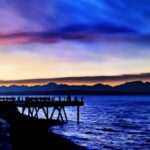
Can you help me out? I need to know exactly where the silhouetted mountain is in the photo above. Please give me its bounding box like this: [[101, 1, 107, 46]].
[[91, 84, 112, 91], [115, 81, 150, 92], [0, 81, 149, 95]]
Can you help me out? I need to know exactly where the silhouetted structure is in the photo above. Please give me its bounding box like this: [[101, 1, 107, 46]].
[[67, 95, 71, 101], [0, 96, 84, 124]]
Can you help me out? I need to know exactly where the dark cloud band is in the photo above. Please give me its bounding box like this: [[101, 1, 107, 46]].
[[0, 73, 149, 86]]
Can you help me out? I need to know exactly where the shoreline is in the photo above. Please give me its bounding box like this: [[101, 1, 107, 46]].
[[0, 101, 85, 150], [10, 115, 86, 150]]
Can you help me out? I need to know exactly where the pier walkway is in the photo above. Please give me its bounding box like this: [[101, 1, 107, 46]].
[[0, 96, 84, 123]]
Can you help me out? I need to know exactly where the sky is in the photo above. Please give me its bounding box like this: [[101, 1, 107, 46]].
[[0, 0, 150, 86]]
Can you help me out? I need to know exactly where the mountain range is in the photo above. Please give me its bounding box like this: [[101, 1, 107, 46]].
[[0, 81, 150, 95]]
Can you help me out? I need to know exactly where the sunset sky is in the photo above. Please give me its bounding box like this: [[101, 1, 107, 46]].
[[0, 0, 150, 86]]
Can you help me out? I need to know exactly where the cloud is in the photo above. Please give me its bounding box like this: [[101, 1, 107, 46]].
[[0, 73, 149, 86], [0, 0, 150, 45], [0, 0, 149, 81], [0, 31, 150, 46]]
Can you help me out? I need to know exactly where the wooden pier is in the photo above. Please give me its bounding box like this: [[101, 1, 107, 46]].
[[0, 96, 84, 124]]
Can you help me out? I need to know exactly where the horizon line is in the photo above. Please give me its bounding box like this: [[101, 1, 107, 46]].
[[0, 80, 149, 89], [0, 72, 149, 86]]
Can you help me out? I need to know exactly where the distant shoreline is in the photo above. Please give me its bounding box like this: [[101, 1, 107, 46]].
[[0, 81, 150, 96]]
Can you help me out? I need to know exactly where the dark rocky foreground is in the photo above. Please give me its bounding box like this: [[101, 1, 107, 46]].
[[11, 117, 85, 150], [0, 105, 86, 150]]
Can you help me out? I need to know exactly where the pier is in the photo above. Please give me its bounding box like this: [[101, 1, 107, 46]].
[[0, 96, 84, 124]]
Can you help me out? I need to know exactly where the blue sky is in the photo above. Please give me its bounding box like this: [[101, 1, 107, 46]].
[[0, 0, 149, 85]]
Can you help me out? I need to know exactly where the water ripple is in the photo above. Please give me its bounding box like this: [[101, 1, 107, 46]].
[[50, 96, 150, 149]]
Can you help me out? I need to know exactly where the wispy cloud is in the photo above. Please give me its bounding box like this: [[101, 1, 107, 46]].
[[0, 73, 149, 86], [0, 0, 150, 44], [0, 0, 149, 81]]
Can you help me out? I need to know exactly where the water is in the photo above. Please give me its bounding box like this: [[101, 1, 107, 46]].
[[50, 96, 150, 150]]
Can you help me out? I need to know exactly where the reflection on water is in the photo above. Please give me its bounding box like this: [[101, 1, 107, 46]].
[[50, 96, 150, 150]]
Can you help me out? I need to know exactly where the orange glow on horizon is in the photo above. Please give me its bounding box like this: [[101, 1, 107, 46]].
[[0, 78, 149, 87]]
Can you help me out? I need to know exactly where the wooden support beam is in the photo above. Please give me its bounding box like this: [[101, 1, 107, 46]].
[[57, 107, 64, 122], [50, 107, 56, 120], [42, 107, 49, 120], [46, 107, 49, 119], [28, 107, 33, 117], [28, 108, 30, 116], [34, 107, 39, 119], [62, 107, 68, 122], [31, 107, 35, 117], [22, 107, 25, 114]]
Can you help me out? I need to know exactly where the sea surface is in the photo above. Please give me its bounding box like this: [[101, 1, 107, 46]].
[[50, 96, 150, 150], [1, 95, 150, 150]]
